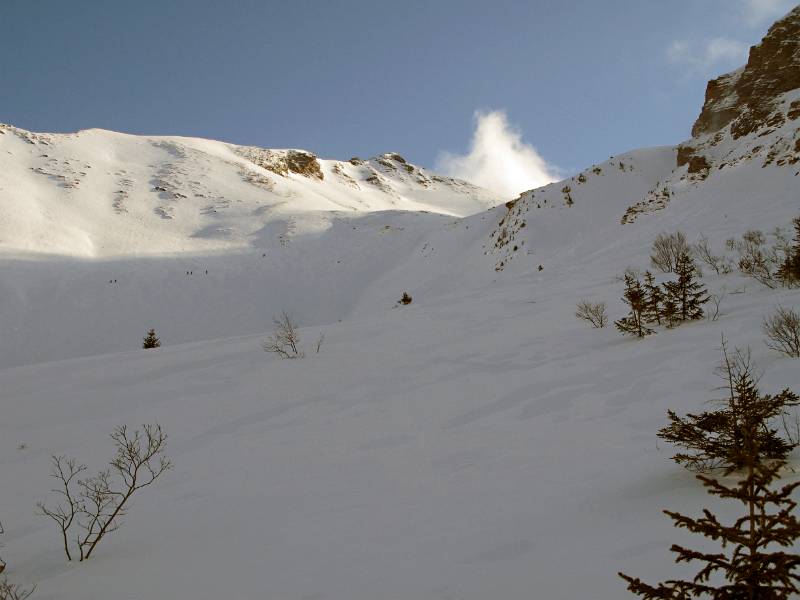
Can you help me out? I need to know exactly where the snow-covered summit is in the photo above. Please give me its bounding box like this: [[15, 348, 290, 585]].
[[0, 125, 502, 257]]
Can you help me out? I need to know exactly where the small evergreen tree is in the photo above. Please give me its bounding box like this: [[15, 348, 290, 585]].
[[661, 296, 680, 328], [621, 346, 800, 599], [615, 273, 655, 338], [643, 271, 664, 325], [662, 251, 709, 323], [777, 216, 800, 286], [657, 345, 798, 472], [142, 328, 161, 349]]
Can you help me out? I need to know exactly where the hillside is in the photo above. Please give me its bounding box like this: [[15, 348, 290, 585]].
[[1, 6, 800, 600], [0, 125, 501, 258]]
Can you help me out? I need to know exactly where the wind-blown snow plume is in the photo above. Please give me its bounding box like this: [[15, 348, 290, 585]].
[[436, 110, 557, 199]]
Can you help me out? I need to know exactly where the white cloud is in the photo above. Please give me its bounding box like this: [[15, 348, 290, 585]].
[[436, 110, 558, 199], [666, 37, 748, 72], [740, 0, 795, 25]]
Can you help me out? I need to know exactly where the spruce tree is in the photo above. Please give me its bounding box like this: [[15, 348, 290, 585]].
[[777, 216, 800, 286], [142, 328, 161, 349], [662, 251, 709, 323], [615, 273, 654, 338], [643, 271, 664, 325], [661, 296, 679, 328], [621, 346, 800, 599], [657, 346, 798, 472]]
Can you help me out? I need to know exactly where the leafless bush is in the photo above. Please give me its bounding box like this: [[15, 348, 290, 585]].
[[693, 234, 725, 275], [0, 523, 35, 600], [707, 291, 725, 322], [262, 311, 303, 358], [38, 423, 172, 561], [315, 333, 325, 354], [0, 578, 35, 600], [650, 231, 691, 273], [762, 306, 800, 358], [36, 457, 84, 561], [575, 299, 607, 328], [735, 229, 777, 288]]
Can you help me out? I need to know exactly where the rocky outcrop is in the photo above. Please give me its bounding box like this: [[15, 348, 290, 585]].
[[236, 147, 324, 180], [691, 5, 800, 139]]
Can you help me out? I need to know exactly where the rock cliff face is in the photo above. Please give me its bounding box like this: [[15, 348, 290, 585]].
[[691, 5, 800, 139], [236, 147, 325, 180]]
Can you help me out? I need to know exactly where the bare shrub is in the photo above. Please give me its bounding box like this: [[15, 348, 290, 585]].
[[399, 292, 412, 305], [262, 311, 303, 358], [0, 523, 36, 600], [735, 229, 777, 288], [707, 290, 724, 322], [650, 231, 691, 273], [693, 234, 724, 275], [315, 333, 325, 354], [763, 306, 800, 358], [575, 299, 607, 328], [38, 424, 172, 561], [0, 578, 35, 600], [36, 457, 84, 561]]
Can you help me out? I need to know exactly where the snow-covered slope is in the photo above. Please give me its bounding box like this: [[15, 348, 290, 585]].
[[1, 6, 800, 600], [0, 125, 501, 257]]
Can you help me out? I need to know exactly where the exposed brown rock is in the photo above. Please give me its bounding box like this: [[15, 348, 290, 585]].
[[691, 5, 800, 138], [788, 100, 800, 120], [237, 147, 324, 180], [285, 150, 323, 180]]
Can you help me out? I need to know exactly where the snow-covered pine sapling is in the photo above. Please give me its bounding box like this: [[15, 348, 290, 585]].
[[142, 328, 161, 349], [763, 306, 800, 358], [661, 251, 709, 323], [399, 292, 412, 305], [622, 345, 800, 599], [657, 343, 797, 473], [37, 424, 172, 561], [575, 299, 607, 328], [615, 273, 654, 338], [262, 311, 303, 358], [642, 271, 663, 325], [777, 216, 800, 286]]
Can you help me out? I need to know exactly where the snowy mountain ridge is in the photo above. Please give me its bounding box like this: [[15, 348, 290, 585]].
[[0, 124, 501, 257]]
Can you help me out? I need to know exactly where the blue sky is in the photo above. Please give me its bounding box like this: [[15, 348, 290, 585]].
[[0, 0, 795, 191]]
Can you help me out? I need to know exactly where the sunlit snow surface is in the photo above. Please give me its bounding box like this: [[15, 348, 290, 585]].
[[0, 110, 798, 599]]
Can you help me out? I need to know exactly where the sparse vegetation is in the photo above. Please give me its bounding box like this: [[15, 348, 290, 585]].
[[575, 299, 607, 328], [693, 233, 726, 275], [621, 345, 800, 599], [262, 311, 304, 358], [37, 423, 172, 561], [142, 328, 161, 349], [650, 231, 691, 273], [661, 251, 709, 323], [0, 578, 35, 600], [399, 292, 412, 305], [615, 273, 654, 338], [763, 306, 800, 358], [0, 523, 34, 600], [657, 343, 798, 472]]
